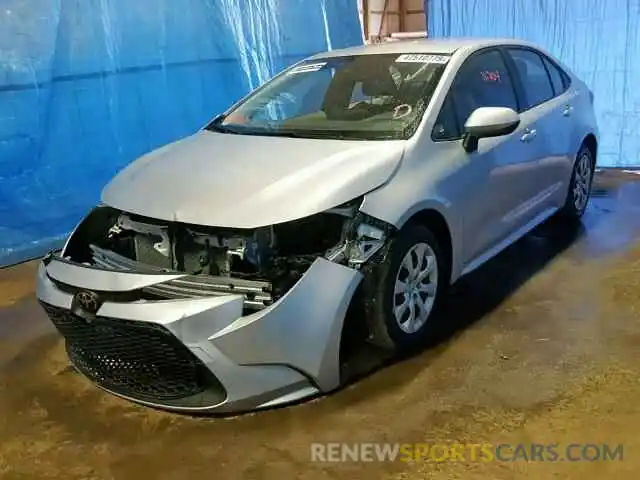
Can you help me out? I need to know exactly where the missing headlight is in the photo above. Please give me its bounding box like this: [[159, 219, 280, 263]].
[[325, 212, 395, 268]]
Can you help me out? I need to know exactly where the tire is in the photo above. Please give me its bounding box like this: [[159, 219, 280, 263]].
[[558, 144, 595, 220], [364, 223, 446, 351]]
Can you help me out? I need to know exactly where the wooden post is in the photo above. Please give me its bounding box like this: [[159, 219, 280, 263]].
[[424, 0, 429, 36], [362, 0, 369, 40], [378, 0, 389, 38]]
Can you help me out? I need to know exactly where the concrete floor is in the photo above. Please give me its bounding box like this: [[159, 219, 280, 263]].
[[1, 170, 639, 479]]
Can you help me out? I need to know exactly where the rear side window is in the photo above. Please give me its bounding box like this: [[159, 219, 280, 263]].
[[542, 56, 568, 95], [507, 48, 554, 110], [449, 49, 519, 127]]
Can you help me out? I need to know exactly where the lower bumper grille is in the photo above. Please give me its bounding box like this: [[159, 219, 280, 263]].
[[40, 302, 226, 408]]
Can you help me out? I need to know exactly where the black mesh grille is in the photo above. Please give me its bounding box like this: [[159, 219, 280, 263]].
[[40, 302, 226, 408]]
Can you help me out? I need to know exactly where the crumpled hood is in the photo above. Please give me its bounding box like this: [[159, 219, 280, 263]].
[[101, 130, 405, 228]]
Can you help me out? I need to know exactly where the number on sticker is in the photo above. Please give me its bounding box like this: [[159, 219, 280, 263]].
[[396, 54, 450, 64]]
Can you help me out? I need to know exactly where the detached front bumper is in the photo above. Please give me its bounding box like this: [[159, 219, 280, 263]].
[[36, 255, 362, 413]]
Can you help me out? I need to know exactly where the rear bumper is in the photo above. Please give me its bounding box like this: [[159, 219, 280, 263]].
[[36, 256, 362, 413]]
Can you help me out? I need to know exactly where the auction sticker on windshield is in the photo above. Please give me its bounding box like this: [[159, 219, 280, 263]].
[[290, 62, 327, 74], [395, 54, 450, 64]]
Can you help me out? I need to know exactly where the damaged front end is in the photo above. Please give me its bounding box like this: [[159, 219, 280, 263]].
[[37, 197, 398, 412], [59, 199, 395, 314]]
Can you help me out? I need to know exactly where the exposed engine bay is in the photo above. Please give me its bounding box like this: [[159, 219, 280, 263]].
[[61, 201, 394, 313]]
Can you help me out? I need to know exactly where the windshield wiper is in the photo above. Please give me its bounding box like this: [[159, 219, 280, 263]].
[[261, 129, 320, 139], [208, 127, 329, 139], [206, 124, 375, 140], [205, 122, 243, 134], [206, 121, 293, 137], [272, 129, 360, 140]]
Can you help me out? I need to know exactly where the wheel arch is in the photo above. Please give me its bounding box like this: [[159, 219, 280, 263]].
[[582, 133, 597, 166], [338, 205, 457, 362], [401, 208, 455, 286]]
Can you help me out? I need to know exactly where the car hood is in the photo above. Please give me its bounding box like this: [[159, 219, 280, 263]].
[[101, 130, 405, 228]]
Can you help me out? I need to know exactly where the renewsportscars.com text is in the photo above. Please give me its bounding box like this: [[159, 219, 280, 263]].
[[310, 442, 624, 463]]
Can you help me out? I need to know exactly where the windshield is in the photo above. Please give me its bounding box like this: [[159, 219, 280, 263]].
[[207, 53, 450, 140]]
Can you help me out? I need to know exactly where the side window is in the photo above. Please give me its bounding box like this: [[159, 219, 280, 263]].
[[507, 48, 554, 109], [542, 56, 568, 95], [450, 50, 518, 127], [432, 96, 461, 141]]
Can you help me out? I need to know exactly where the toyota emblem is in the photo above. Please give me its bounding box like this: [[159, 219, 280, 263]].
[[73, 290, 101, 314]]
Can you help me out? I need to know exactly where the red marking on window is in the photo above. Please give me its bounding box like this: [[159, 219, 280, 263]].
[[481, 70, 501, 82]]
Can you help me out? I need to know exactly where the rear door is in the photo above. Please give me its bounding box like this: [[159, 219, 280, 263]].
[[539, 54, 578, 198], [503, 47, 571, 214]]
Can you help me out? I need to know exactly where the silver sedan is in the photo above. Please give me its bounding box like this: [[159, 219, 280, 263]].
[[36, 38, 598, 413]]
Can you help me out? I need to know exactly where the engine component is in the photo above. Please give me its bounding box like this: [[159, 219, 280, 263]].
[[62, 200, 392, 311], [114, 214, 171, 257]]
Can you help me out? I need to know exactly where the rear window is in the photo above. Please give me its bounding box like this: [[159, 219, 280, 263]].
[[542, 56, 570, 95], [507, 48, 555, 110]]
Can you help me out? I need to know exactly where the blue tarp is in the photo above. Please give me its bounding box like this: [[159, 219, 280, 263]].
[[428, 0, 640, 168], [0, 0, 362, 267]]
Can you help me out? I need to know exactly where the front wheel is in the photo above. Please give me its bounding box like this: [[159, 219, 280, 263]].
[[559, 145, 594, 220], [364, 224, 446, 351]]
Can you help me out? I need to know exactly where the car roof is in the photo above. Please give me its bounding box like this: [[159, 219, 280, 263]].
[[309, 37, 541, 59]]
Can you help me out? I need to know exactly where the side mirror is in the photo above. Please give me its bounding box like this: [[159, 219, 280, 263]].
[[462, 107, 520, 153]]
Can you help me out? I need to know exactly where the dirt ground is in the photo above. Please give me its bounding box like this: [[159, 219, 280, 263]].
[[0, 171, 639, 479]]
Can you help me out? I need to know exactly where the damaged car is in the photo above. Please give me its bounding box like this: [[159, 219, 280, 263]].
[[37, 38, 598, 413]]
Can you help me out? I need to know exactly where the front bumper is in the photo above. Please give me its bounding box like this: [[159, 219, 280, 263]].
[[36, 255, 362, 413]]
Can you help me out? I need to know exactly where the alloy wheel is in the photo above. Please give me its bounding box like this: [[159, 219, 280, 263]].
[[393, 242, 438, 334], [573, 152, 592, 212]]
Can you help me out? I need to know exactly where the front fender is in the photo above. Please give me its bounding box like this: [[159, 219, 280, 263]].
[[360, 195, 462, 284]]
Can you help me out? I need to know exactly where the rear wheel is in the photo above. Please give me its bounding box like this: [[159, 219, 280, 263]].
[[559, 145, 594, 220], [365, 224, 445, 351]]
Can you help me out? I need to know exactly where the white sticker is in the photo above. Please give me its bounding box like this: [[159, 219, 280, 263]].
[[290, 62, 327, 74], [395, 54, 450, 64]]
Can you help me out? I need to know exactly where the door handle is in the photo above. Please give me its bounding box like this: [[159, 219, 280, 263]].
[[520, 128, 537, 143], [562, 104, 574, 117]]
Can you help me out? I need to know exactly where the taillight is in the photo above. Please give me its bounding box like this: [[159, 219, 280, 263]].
[[589, 90, 594, 104]]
